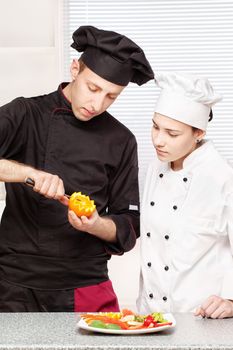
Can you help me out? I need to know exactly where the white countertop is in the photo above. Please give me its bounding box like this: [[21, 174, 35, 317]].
[[0, 312, 233, 350]]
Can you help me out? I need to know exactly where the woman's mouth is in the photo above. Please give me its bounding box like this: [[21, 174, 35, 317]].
[[156, 148, 168, 156]]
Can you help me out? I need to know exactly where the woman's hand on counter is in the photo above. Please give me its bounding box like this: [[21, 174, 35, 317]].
[[195, 295, 233, 319]]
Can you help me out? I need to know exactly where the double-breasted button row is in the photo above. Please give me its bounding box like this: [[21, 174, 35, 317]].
[[147, 233, 170, 240], [148, 294, 168, 302], [150, 202, 178, 210], [147, 262, 168, 270], [159, 173, 188, 182]]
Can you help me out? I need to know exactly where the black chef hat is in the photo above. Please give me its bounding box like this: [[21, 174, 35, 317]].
[[71, 25, 154, 86]]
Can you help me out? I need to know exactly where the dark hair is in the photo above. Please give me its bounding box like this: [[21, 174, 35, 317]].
[[192, 109, 213, 132], [78, 59, 87, 73], [208, 109, 213, 122]]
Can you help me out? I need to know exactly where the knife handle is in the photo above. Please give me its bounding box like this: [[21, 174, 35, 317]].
[[25, 177, 70, 199], [25, 177, 35, 187]]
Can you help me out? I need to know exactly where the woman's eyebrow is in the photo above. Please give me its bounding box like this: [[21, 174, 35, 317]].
[[165, 128, 181, 133], [152, 119, 181, 132]]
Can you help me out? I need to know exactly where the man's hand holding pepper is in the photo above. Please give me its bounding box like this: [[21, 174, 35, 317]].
[[68, 209, 117, 243]]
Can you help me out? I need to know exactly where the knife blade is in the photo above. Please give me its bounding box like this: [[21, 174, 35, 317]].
[[25, 177, 70, 199]]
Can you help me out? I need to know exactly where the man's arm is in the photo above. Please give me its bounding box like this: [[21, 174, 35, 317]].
[[105, 134, 140, 253], [0, 159, 66, 201], [0, 159, 33, 183], [67, 134, 139, 247]]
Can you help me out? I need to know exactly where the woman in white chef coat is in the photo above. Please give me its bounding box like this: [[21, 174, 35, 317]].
[[137, 72, 233, 319]]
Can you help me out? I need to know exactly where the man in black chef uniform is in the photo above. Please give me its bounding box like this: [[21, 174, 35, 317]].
[[0, 26, 154, 312]]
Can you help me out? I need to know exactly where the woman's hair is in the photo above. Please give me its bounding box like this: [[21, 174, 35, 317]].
[[192, 109, 213, 132], [208, 109, 213, 122]]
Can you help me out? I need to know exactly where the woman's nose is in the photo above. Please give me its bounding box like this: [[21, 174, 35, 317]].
[[153, 132, 165, 146]]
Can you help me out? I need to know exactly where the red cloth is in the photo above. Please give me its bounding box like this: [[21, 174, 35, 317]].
[[74, 280, 120, 312]]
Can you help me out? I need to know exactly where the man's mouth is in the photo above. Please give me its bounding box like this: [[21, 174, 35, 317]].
[[83, 108, 96, 117]]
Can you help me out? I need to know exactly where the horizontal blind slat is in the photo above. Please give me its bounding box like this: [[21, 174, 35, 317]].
[[63, 0, 233, 190]]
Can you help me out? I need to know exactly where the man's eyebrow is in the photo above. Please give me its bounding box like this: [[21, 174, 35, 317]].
[[87, 81, 119, 96], [87, 81, 100, 88]]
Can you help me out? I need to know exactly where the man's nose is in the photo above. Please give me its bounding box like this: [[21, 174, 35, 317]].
[[92, 95, 104, 112]]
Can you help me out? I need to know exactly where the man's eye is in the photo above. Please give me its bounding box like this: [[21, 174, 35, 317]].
[[88, 86, 97, 92], [109, 95, 117, 100], [169, 133, 178, 137]]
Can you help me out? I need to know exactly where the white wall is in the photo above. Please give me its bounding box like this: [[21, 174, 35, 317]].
[[0, 0, 63, 104], [0, 0, 63, 229], [0, 0, 62, 202], [0, 0, 139, 309]]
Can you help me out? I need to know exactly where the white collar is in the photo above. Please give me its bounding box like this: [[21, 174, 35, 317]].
[[156, 139, 216, 174]]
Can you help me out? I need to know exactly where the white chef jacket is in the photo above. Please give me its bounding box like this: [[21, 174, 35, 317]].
[[137, 140, 233, 313]]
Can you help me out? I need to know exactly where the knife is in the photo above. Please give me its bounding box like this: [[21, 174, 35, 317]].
[[25, 177, 71, 199]]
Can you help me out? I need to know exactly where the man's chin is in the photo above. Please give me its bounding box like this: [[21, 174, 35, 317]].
[[74, 112, 94, 121]]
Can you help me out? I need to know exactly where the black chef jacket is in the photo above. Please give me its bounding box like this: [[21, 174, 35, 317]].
[[0, 84, 140, 290]]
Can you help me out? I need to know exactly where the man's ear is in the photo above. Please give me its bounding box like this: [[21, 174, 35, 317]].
[[70, 59, 80, 81]]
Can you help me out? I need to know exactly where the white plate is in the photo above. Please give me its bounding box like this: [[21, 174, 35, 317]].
[[77, 313, 176, 335]]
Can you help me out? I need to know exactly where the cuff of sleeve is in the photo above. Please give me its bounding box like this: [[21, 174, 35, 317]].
[[104, 214, 138, 255]]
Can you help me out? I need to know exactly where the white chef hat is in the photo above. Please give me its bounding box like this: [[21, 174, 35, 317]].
[[154, 72, 222, 130]]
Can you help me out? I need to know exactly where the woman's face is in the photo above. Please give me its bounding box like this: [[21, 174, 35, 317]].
[[152, 113, 204, 170]]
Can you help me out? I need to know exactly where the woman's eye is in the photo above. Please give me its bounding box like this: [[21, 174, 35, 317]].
[[169, 133, 178, 137]]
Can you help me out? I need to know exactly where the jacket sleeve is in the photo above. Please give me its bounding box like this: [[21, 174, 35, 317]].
[[103, 134, 140, 255], [0, 97, 28, 160], [221, 188, 233, 299]]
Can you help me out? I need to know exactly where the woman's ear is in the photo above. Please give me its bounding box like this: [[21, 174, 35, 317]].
[[194, 129, 206, 143], [70, 59, 80, 81]]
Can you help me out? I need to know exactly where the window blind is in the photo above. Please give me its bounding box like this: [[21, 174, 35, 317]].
[[63, 0, 233, 192]]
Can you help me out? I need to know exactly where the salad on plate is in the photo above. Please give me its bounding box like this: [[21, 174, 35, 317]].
[[79, 309, 175, 333]]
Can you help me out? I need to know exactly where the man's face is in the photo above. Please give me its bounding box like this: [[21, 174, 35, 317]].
[[67, 61, 125, 121]]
